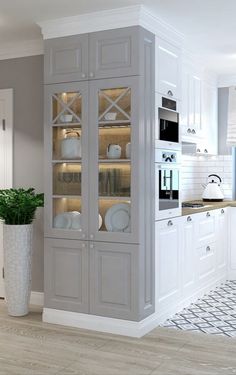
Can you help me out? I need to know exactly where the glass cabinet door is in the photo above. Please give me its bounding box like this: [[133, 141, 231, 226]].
[[45, 82, 89, 239], [89, 78, 139, 243]]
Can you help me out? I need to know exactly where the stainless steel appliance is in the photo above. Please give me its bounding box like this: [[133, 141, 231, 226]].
[[158, 96, 179, 144], [155, 148, 181, 220]]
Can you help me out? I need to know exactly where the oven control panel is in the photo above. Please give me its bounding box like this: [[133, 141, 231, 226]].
[[155, 148, 180, 163]]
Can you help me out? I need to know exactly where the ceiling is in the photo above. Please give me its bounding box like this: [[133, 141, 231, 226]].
[[1, 0, 236, 75]]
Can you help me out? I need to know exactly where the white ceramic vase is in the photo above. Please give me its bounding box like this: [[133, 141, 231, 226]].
[[3, 224, 33, 316]]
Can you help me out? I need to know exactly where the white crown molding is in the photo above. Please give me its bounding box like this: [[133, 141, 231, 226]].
[[38, 5, 184, 46], [218, 74, 236, 88], [0, 39, 43, 61]]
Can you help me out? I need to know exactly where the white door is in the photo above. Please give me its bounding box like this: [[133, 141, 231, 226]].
[[0, 89, 13, 298]]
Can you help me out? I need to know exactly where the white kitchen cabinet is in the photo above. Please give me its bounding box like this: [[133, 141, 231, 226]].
[[197, 81, 218, 155], [229, 208, 236, 276], [155, 38, 181, 100], [181, 215, 196, 297], [155, 218, 181, 311], [216, 208, 228, 277], [181, 65, 202, 141], [197, 242, 216, 285]]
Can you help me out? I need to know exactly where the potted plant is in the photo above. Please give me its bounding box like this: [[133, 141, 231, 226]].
[[0, 188, 44, 316]]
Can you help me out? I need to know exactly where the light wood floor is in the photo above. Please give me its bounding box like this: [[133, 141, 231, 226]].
[[0, 302, 235, 374]]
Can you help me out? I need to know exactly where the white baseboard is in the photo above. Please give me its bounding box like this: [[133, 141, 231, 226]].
[[30, 292, 44, 307], [43, 308, 160, 338]]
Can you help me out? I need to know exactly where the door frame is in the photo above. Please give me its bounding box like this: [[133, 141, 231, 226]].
[[0, 88, 13, 298]]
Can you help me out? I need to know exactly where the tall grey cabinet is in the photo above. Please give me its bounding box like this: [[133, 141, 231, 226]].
[[44, 26, 155, 321]]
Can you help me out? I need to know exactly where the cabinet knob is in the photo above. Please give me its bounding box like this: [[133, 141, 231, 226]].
[[187, 128, 191, 133], [191, 129, 196, 134], [81, 73, 86, 78], [89, 72, 94, 78], [221, 209, 225, 214], [187, 216, 192, 222], [206, 245, 211, 252], [82, 233, 86, 239], [90, 234, 94, 239], [82, 243, 86, 248], [204, 149, 208, 153], [167, 90, 173, 97], [197, 148, 201, 153], [167, 220, 173, 226], [206, 212, 211, 217], [90, 244, 94, 249]]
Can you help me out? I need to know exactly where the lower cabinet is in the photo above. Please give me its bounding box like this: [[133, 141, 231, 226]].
[[155, 218, 181, 311], [44, 238, 139, 320], [44, 238, 89, 313], [155, 207, 229, 316]]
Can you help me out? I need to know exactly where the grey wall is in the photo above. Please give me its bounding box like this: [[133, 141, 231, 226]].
[[0, 55, 44, 292], [218, 87, 232, 155]]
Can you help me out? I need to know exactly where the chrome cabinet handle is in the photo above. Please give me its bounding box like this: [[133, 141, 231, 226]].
[[204, 149, 208, 153], [81, 73, 86, 78], [191, 129, 196, 134], [221, 209, 225, 214], [89, 72, 94, 78], [187, 128, 192, 133], [206, 212, 211, 217], [167, 220, 173, 226], [167, 90, 173, 97], [90, 234, 94, 239], [90, 244, 94, 249], [82, 243, 86, 248], [82, 233, 86, 239], [187, 216, 192, 222], [206, 246, 211, 252], [197, 148, 201, 153]]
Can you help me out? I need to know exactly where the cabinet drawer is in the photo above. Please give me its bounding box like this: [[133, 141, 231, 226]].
[[198, 242, 216, 284], [196, 211, 216, 247]]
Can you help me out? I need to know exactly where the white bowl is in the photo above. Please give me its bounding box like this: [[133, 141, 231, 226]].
[[104, 112, 117, 121], [60, 114, 73, 123]]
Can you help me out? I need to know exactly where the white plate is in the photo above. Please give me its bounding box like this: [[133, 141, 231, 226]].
[[70, 211, 82, 230], [105, 203, 131, 232], [99, 213, 102, 230], [53, 212, 72, 229]]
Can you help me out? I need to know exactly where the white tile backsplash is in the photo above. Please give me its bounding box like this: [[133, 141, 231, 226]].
[[181, 155, 233, 201]]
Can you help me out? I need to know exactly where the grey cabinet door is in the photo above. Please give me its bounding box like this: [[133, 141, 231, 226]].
[[44, 81, 89, 241], [88, 77, 140, 244], [89, 27, 139, 79], [44, 34, 89, 84], [44, 238, 89, 312], [90, 241, 138, 320]]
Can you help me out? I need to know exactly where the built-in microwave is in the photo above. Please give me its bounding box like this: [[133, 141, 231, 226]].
[[156, 95, 180, 148], [155, 148, 181, 220]]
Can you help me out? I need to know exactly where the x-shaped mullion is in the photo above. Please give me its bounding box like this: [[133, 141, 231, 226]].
[[52, 93, 81, 123], [98, 88, 131, 121]]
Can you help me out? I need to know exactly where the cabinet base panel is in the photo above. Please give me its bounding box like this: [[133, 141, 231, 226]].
[[43, 308, 158, 338]]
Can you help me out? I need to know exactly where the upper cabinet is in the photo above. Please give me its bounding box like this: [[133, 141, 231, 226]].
[[155, 38, 181, 100], [44, 26, 144, 84]]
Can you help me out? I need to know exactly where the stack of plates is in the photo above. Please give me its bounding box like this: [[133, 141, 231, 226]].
[[54, 211, 103, 230]]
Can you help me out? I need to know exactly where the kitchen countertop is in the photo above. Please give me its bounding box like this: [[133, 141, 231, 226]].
[[182, 200, 236, 216]]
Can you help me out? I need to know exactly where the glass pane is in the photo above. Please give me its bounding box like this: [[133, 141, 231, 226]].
[[53, 198, 82, 230], [52, 92, 82, 124], [97, 86, 131, 233], [53, 163, 81, 196]]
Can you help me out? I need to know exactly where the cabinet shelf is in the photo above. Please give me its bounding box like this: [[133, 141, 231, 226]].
[[52, 123, 82, 128], [52, 195, 81, 199], [98, 120, 130, 128], [99, 196, 131, 201], [99, 159, 130, 163], [52, 159, 82, 164]]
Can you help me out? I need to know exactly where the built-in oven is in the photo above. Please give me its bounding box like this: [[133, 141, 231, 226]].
[[155, 95, 180, 149], [155, 148, 181, 220]]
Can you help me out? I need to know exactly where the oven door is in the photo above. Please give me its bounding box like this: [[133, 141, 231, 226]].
[[159, 108, 179, 143], [155, 163, 181, 220]]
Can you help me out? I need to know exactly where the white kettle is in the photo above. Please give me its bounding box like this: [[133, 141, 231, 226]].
[[202, 174, 224, 201], [106, 144, 121, 159], [61, 130, 81, 159]]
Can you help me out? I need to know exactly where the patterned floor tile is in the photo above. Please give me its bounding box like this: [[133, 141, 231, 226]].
[[161, 281, 236, 338]]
